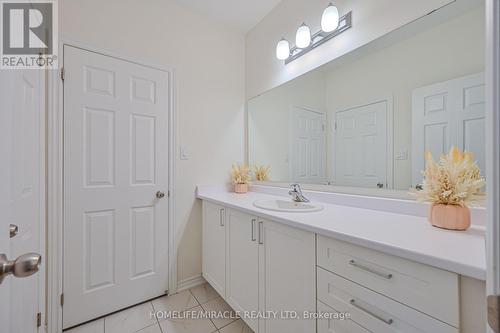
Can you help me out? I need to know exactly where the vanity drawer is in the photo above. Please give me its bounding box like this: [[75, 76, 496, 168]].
[[317, 236, 459, 327], [317, 300, 371, 333], [317, 267, 458, 333]]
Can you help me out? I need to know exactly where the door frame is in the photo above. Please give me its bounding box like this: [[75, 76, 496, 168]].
[[288, 105, 327, 184], [46, 38, 177, 333], [486, 0, 500, 332], [329, 96, 394, 189]]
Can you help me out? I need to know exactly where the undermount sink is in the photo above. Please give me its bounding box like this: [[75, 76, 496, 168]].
[[253, 199, 323, 213]]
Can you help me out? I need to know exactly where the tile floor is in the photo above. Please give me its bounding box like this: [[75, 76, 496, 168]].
[[65, 283, 253, 333]]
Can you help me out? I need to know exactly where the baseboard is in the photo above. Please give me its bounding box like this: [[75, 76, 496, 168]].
[[176, 274, 205, 292]]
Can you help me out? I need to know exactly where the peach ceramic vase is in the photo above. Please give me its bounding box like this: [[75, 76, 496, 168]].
[[428, 204, 471, 231], [234, 183, 248, 194]]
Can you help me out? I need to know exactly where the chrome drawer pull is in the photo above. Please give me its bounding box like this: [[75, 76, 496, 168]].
[[348, 259, 393, 279], [251, 219, 256, 241], [258, 221, 263, 245], [350, 299, 393, 325], [219, 208, 224, 226]]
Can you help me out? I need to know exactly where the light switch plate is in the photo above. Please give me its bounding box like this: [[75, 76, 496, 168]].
[[179, 146, 191, 160]]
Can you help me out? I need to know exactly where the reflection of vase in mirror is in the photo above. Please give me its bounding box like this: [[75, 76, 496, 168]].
[[247, 0, 486, 201]]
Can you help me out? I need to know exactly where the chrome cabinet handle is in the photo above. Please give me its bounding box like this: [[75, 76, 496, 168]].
[[156, 191, 166, 199], [350, 299, 393, 325], [258, 221, 263, 244], [349, 259, 393, 279], [219, 209, 225, 227], [251, 219, 256, 241]]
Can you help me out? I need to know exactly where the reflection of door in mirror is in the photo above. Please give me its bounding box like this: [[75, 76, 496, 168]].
[[290, 106, 326, 184], [332, 100, 390, 188], [412, 72, 485, 187]]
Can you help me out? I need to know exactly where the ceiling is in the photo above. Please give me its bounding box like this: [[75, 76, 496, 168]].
[[174, 0, 282, 33]]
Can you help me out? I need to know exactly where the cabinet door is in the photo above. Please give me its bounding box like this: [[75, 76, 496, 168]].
[[226, 209, 259, 332], [202, 201, 226, 297], [258, 219, 316, 333]]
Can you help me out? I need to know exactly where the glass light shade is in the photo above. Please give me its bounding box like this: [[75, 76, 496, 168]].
[[321, 4, 339, 32], [276, 38, 290, 60], [295, 23, 311, 48]]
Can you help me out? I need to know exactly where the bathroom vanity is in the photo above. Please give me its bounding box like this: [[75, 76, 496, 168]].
[[198, 185, 486, 333]]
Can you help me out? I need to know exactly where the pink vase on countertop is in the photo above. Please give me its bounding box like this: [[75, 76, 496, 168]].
[[428, 203, 471, 231], [234, 183, 248, 194]]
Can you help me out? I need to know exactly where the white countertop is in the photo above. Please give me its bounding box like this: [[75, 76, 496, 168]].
[[197, 186, 486, 280]]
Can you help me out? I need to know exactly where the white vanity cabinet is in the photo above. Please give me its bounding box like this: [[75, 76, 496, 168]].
[[202, 199, 465, 333], [202, 201, 227, 297], [202, 203, 316, 333]]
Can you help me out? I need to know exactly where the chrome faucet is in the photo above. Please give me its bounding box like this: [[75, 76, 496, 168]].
[[289, 184, 310, 203]]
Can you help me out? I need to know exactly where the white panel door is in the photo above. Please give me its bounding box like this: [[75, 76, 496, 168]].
[[0, 68, 45, 333], [63, 45, 170, 328], [258, 219, 316, 333], [412, 73, 485, 186], [334, 101, 388, 188], [290, 106, 327, 184], [202, 201, 226, 297], [226, 209, 259, 332]]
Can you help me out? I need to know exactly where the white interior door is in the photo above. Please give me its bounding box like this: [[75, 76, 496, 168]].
[[290, 106, 326, 184], [412, 73, 485, 186], [0, 68, 45, 333], [63, 45, 170, 328], [333, 101, 388, 188]]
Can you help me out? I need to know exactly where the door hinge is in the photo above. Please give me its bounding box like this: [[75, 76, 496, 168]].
[[60, 67, 65, 81], [36, 312, 42, 328], [60, 293, 64, 307]]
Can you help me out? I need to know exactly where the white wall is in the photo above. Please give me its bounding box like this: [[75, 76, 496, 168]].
[[60, 0, 245, 283], [325, 7, 485, 189], [248, 70, 325, 181], [245, 0, 454, 99]]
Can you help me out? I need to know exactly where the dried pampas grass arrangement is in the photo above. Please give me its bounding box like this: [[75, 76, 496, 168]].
[[231, 164, 250, 185], [254, 165, 270, 181], [412, 147, 485, 207], [412, 147, 485, 230]]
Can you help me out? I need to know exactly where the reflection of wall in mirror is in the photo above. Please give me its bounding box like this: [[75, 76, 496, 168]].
[[325, 6, 485, 190]]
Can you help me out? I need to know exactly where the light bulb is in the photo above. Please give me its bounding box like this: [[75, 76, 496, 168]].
[[321, 4, 339, 32], [276, 38, 290, 60], [295, 23, 311, 48]]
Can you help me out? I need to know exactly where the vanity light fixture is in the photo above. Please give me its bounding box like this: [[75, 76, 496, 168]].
[[321, 3, 340, 32], [275, 8, 352, 64], [295, 23, 312, 48], [276, 38, 291, 60]]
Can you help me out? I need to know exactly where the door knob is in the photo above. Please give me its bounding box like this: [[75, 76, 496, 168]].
[[0, 253, 42, 284], [377, 183, 384, 188], [9, 224, 18, 238], [156, 191, 166, 199]]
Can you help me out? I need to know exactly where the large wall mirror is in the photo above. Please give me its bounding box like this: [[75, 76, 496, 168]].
[[247, 0, 485, 199]]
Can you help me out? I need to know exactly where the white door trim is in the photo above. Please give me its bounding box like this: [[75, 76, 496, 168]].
[[486, 0, 500, 332], [330, 96, 394, 189], [47, 38, 177, 333]]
